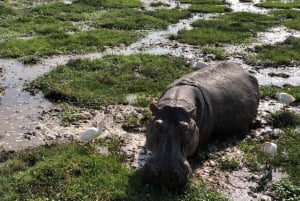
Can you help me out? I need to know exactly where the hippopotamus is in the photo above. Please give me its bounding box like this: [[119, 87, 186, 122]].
[[141, 62, 260, 189]]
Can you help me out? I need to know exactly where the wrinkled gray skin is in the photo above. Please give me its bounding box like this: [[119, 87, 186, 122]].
[[141, 62, 260, 189]]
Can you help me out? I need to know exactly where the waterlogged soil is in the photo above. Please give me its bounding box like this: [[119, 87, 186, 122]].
[[1, 0, 300, 200]]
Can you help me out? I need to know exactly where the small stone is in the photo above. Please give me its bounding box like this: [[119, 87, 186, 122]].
[[193, 61, 208, 69]]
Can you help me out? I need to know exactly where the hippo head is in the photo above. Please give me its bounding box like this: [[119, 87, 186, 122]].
[[141, 103, 199, 189]]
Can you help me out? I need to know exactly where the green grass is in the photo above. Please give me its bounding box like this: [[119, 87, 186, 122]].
[[0, 16, 77, 37], [95, 9, 191, 30], [247, 36, 300, 66], [29, 2, 96, 21], [0, 4, 16, 17], [0, 1, 140, 39], [179, 0, 227, 5], [122, 110, 152, 131], [273, 179, 300, 200], [95, 9, 168, 30], [151, 9, 192, 24], [74, 0, 142, 8], [27, 54, 194, 108], [61, 105, 78, 126], [239, 0, 252, 2], [174, 12, 277, 45], [0, 30, 141, 61], [239, 107, 300, 199], [201, 46, 227, 60], [0, 2, 191, 61], [0, 140, 228, 201], [188, 4, 232, 13], [179, 0, 232, 13], [238, 139, 266, 172], [260, 85, 300, 103], [150, 2, 170, 7], [271, 10, 300, 31], [0, 2, 92, 39], [272, 128, 300, 184], [256, 0, 300, 9], [269, 111, 300, 129], [218, 158, 240, 172]]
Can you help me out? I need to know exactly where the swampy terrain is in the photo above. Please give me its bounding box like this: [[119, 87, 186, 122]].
[[1, 0, 300, 200]]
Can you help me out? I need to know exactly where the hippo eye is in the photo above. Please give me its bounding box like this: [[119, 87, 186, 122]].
[[154, 119, 163, 129], [180, 122, 189, 136], [153, 119, 164, 138]]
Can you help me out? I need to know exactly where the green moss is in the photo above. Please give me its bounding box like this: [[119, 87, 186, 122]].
[[28, 54, 193, 108]]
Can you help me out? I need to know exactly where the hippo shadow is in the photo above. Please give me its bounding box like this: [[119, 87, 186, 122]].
[[125, 170, 188, 200]]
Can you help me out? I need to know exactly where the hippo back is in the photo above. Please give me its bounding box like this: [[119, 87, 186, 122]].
[[160, 62, 259, 142]]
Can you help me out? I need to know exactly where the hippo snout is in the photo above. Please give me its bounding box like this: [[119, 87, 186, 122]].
[[141, 157, 192, 189]]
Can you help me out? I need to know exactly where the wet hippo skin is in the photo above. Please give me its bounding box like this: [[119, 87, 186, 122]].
[[141, 62, 260, 189]]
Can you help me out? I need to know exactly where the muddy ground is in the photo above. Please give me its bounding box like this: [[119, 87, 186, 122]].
[[1, 0, 300, 200]]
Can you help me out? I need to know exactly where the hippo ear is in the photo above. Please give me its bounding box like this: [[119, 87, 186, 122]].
[[150, 103, 158, 115], [188, 107, 197, 120]]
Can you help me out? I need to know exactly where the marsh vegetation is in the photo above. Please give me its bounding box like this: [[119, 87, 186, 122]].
[[1, 0, 300, 200], [0, 140, 228, 201]]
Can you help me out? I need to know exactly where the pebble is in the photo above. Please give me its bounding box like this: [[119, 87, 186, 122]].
[[193, 61, 209, 69]]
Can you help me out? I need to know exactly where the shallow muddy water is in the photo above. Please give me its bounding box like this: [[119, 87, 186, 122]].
[[226, 0, 268, 13]]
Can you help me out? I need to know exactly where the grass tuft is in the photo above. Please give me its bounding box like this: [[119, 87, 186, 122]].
[[179, 0, 232, 13], [174, 12, 277, 45], [260, 85, 300, 103], [0, 30, 141, 60], [28, 54, 193, 108], [218, 158, 240, 171], [268, 111, 300, 129], [74, 0, 142, 8], [247, 36, 300, 66], [0, 141, 228, 201], [256, 0, 300, 9]]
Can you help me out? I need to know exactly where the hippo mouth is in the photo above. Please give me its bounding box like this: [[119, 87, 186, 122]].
[[141, 157, 192, 190]]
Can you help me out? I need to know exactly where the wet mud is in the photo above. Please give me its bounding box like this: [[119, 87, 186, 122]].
[[1, 0, 300, 200]]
